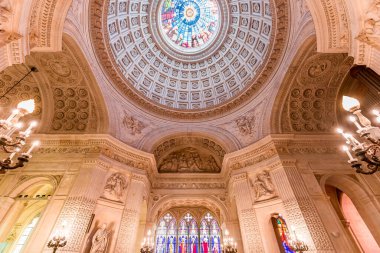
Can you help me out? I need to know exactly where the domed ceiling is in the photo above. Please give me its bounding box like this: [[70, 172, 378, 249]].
[[91, 0, 288, 119]]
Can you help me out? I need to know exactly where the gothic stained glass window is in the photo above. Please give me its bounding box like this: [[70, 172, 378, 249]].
[[155, 213, 177, 253], [178, 218, 189, 253], [200, 219, 209, 253], [155, 211, 221, 253], [189, 219, 198, 253], [271, 214, 295, 253], [167, 219, 177, 253], [209, 219, 221, 253], [156, 219, 168, 253], [159, 0, 220, 52]]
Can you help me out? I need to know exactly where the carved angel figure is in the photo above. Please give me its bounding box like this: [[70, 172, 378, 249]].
[[364, 0, 380, 35], [103, 173, 127, 201], [235, 116, 255, 136], [252, 170, 276, 201], [90, 223, 109, 253], [123, 111, 145, 135]]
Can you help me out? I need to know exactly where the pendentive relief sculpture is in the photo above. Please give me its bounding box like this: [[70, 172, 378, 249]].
[[250, 170, 277, 202], [158, 147, 221, 173], [102, 173, 128, 202]]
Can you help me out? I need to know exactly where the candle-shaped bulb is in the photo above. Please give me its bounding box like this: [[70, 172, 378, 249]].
[[6, 109, 20, 124], [342, 96, 360, 111], [147, 230, 151, 236], [225, 230, 229, 236], [349, 116, 363, 130], [26, 140, 40, 155], [373, 110, 380, 116], [342, 145, 355, 161], [336, 128, 344, 134], [17, 99, 35, 114], [349, 116, 356, 122]]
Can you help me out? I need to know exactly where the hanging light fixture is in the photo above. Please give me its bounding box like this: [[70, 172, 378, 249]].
[[337, 95, 380, 174], [288, 226, 309, 253], [140, 230, 154, 253], [222, 230, 237, 253], [0, 67, 40, 172]]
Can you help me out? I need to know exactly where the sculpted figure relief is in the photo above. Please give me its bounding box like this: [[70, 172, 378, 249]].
[[159, 147, 221, 173], [364, 0, 380, 35], [90, 223, 109, 253], [235, 116, 255, 136], [103, 173, 127, 202], [122, 111, 145, 136], [251, 170, 276, 201]]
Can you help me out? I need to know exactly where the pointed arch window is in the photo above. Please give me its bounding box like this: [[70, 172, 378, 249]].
[[13, 215, 40, 253], [155, 211, 221, 253], [155, 213, 177, 253]]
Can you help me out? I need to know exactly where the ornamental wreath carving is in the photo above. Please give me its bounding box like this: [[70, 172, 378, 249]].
[[251, 170, 277, 201], [103, 173, 128, 202]]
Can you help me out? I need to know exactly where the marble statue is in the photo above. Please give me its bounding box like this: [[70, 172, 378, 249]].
[[251, 170, 276, 201], [103, 173, 127, 201], [90, 223, 109, 253]]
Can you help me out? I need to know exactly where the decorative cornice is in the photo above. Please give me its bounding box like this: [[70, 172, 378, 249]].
[[33, 134, 155, 173]]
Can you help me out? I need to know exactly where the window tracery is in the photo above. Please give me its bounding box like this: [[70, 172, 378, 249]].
[[155, 211, 221, 253]]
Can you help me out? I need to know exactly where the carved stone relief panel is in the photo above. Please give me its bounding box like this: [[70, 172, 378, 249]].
[[158, 147, 221, 173], [122, 111, 146, 136], [250, 170, 277, 202], [102, 172, 128, 202], [154, 136, 226, 173], [218, 101, 265, 147], [280, 51, 353, 133]]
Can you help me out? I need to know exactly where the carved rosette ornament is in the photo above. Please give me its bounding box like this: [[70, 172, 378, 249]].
[[250, 170, 277, 202], [102, 173, 128, 202]]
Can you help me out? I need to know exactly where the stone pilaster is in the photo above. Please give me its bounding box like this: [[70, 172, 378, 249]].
[[115, 174, 148, 253], [231, 173, 265, 253], [49, 158, 109, 253], [271, 162, 335, 252]]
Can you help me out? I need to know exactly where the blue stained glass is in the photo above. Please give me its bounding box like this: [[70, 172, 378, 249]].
[[160, 0, 219, 51]]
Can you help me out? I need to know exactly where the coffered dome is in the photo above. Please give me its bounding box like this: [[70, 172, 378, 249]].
[[92, 0, 288, 119]]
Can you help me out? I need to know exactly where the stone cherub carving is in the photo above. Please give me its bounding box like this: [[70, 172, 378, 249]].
[[103, 173, 127, 202], [122, 111, 145, 136], [251, 170, 276, 201], [235, 116, 255, 136], [90, 223, 109, 253]]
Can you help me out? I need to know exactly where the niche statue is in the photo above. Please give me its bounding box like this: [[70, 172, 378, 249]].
[[90, 223, 109, 253]]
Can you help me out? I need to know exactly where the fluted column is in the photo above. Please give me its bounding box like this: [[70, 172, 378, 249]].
[[231, 173, 265, 253], [271, 162, 335, 252], [48, 158, 109, 253], [115, 174, 148, 253]]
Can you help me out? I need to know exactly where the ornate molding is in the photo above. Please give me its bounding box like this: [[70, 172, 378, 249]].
[[89, 0, 289, 120]]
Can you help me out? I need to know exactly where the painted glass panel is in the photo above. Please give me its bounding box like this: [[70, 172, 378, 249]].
[[160, 0, 219, 51]]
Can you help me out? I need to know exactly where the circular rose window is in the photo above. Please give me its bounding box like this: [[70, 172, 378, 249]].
[[159, 0, 220, 53]]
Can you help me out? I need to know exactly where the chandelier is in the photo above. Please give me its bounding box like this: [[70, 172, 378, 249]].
[[222, 230, 237, 253], [337, 95, 380, 174], [140, 230, 154, 253], [47, 221, 67, 253], [288, 226, 309, 253], [0, 99, 39, 172]]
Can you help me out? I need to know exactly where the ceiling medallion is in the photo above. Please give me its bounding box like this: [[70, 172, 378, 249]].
[[91, 0, 289, 119], [159, 0, 220, 53]]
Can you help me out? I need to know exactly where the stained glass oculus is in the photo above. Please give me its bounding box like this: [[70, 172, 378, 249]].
[[160, 0, 220, 52]]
